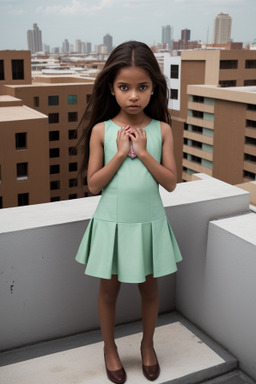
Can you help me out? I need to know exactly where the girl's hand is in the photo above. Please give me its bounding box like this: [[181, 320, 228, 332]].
[[128, 128, 147, 157], [116, 125, 130, 157]]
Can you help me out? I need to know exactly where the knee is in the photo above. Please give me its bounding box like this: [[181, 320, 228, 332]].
[[138, 277, 158, 302], [99, 278, 121, 304]]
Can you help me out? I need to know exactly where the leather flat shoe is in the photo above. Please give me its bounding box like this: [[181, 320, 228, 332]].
[[141, 347, 160, 381], [104, 354, 127, 384]]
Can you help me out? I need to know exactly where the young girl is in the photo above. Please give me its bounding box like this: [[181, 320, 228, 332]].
[[76, 41, 182, 383]]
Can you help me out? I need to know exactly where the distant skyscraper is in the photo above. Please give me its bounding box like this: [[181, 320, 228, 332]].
[[212, 13, 232, 44], [181, 29, 191, 43], [162, 25, 172, 50], [62, 39, 70, 53], [27, 23, 43, 54], [103, 33, 113, 53]]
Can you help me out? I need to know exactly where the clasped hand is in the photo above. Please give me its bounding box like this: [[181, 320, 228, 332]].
[[116, 125, 147, 158]]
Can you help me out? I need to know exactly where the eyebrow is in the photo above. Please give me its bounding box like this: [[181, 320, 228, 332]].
[[116, 81, 151, 85]]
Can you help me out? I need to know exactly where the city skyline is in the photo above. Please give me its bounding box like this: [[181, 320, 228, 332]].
[[0, 0, 255, 51]]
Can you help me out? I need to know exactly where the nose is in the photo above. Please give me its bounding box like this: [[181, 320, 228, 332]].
[[129, 90, 139, 101]]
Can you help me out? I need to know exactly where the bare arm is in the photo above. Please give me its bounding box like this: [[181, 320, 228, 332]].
[[129, 122, 177, 192], [87, 123, 130, 194]]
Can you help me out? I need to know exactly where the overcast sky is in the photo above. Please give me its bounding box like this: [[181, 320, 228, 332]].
[[0, 0, 255, 51]]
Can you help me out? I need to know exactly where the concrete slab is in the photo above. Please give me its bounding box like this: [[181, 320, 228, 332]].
[[0, 322, 231, 384]]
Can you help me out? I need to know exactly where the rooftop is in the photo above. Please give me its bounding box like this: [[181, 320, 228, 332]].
[[0, 174, 256, 383]]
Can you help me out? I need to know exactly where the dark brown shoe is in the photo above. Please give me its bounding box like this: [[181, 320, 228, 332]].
[[141, 347, 160, 381], [104, 354, 127, 384]]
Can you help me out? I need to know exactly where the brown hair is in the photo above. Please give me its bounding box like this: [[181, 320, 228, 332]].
[[77, 40, 170, 174]]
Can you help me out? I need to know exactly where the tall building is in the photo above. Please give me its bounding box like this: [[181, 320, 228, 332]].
[[163, 49, 256, 183], [27, 23, 43, 54], [181, 29, 191, 43], [62, 39, 70, 53], [103, 33, 113, 53], [162, 25, 172, 50], [0, 50, 94, 208], [212, 13, 232, 44]]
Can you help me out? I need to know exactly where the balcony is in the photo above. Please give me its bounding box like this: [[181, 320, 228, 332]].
[[1, 174, 256, 384]]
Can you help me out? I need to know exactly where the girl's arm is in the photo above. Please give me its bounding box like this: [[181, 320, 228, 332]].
[[87, 123, 130, 194], [130, 122, 177, 192]]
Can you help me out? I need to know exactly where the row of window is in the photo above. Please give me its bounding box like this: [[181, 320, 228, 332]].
[[243, 170, 256, 180], [246, 120, 256, 128], [50, 163, 78, 174], [14, 131, 78, 151], [34, 94, 91, 108], [49, 147, 77, 158], [220, 60, 256, 69], [49, 112, 78, 124], [219, 79, 256, 87], [0, 59, 24, 81], [49, 130, 77, 141]]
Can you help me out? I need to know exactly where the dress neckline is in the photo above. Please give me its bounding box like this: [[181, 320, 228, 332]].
[[110, 119, 153, 130]]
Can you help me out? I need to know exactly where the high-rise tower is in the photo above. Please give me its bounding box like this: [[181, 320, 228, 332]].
[[162, 25, 172, 50], [212, 13, 232, 44], [103, 33, 113, 53], [27, 23, 43, 54]]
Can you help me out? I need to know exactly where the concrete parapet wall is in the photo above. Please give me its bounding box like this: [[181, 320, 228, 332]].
[[1, 174, 256, 381]]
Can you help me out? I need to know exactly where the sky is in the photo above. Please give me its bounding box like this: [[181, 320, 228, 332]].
[[0, 0, 255, 51]]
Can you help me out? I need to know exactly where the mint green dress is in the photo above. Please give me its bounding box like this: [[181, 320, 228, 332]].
[[75, 119, 182, 283]]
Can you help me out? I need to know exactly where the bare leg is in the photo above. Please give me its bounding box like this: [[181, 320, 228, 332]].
[[138, 274, 159, 365], [98, 275, 122, 371]]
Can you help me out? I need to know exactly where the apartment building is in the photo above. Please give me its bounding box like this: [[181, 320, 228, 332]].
[[183, 85, 256, 184], [164, 49, 256, 182], [0, 50, 94, 208]]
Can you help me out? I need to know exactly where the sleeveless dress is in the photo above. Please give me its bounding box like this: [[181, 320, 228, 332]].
[[75, 119, 182, 283]]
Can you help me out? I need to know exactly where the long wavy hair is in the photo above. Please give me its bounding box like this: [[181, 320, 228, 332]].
[[77, 40, 170, 174]]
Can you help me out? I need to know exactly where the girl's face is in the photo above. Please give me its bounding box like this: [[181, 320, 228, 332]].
[[110, 66, 153, 116]]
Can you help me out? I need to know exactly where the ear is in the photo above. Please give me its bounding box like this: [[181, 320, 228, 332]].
[[109, 83, 114, 96]]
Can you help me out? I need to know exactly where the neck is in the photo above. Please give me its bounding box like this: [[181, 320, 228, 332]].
[[113, 112, 150, 129]]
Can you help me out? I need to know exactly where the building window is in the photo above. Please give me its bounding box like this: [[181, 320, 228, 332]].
[[49, 148, 60, 158], [219, 60, 238, 69], [49, 131, 60, 141], [69, 162, 78, 172], [244, 153, 256, 162], [247, 104, 256, 111], [219, 80, 237, 87], [50, 181, 60, 190], [245, 60, 256, 69], [49, 113, 59, 124], [0, 60, 4, 81], [69, 194, 77, 199], [18, 193, 29, 206], [170, 65, 179, 79], [243, 170, 256, 180], [192, 110, 204, 119], [68, 95, 77, 104], [17, 163, 28, 181], [83, 176, 88, 185], [69, 147, 77, 156], [34, 96, 39, 107], [170, 89, 178, 100], [48, 96, 59, 106], [69, 178, 78, 188], [12, 60, 24, 80], [244, 79, 256, 86], [50, 165, 60, 174], [69, 129, 77, 140], [68, 112, 78, 122], [51, 196, 60, 202], [192, 96, 204, 103], [246, 120, 256, 128], [86, 94, 91, 103], [15, 132, 27, 149], [0, 196, 2, 209], [245, 136, 256, 146]]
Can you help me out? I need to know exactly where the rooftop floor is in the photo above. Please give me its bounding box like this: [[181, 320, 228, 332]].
[[1, 312, 254, 384]]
